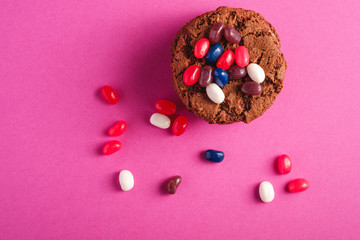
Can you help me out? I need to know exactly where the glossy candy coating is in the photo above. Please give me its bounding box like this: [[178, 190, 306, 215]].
[[228, 66, 247, 80], [167, 176, 182, 194], [288, 178, 309, 193], [172, 116, 188, 136], [183, 65, 201, 85], [199, 66, 214, 87], [216, 50, 235, 70], [209, 22, 225, 44], [276, 154, 292, 174], [241, 81, 262, 95], [194, 38, 210, 58], [108, 121, 127, 136], [235, 46, 250, 67], [204, 43, 224, 63], [247, 63, 265, 84], [259, 181, 275, 203], [100, 86, 119, 105], [155, 100, 176, 116], [213, 68, 229, 87], [119, 170, 134, 191], [224, 27, 241, 43], [150, 113, 171, 129], [206, 83, 225, 104], [204, 149, 224, 163], [102, 140, 121, 155]]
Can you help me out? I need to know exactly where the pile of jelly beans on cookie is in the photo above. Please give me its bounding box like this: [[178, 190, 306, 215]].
[[183, 22, 265, 104]]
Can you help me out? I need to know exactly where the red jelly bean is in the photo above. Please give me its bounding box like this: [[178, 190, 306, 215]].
[[102, 140, 121, 155], [155, 100, 176, 115], [216, 50, 235, 70], [276, 154, 292, 174], [235, 46, 250, 67], [172, 116, 188, 136], [108, 121, 127, 137], [194, 38, 210, 58], [183, 65, 201, 85], [288, 178, 309, 193], [100, 86, 119, 105]]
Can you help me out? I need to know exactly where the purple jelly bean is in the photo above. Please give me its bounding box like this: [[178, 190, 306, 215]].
[[224, 27, 241, 44], [228, 66, 247, 80], [209, 22, 225, 44], [241, 81, 262, 95], [199, 66, 214, 87]]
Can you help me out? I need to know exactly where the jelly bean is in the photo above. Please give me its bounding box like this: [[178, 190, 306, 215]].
[[183, 65, 201, 85], [100, 86, 119, 105], [194, 38, 210, 58], [204, 149, 224, 163], [216, 50, 235, 70], [287, 178, 309, 193], [209, 22, 225, 44], [247, 63, 265, 84], [108, 121, 127, 137], [259, 181, 275, 203], [241, 81, 262, 95], [167, 176, 182, 194], [276, 154, 292, 174], [119, 170, 134, 191], [150, 113, 171, 129], [228, 66, 247, 80], [204, 43, 223, 63], [206, 83, 225, 104], [235, 46, 250, 67], [213, 68, 229, 87], [199, 66, 214, 87], [172, 116, 188, 136], [155, 100, 176, 116], [224, 27, 241, 44], [102, 140, 121, 155]]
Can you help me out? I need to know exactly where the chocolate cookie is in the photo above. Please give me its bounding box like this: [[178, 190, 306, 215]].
[[170, 6, 287, 124]]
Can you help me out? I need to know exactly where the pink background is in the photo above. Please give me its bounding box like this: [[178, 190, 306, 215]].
[[1, 0, 360, 239]]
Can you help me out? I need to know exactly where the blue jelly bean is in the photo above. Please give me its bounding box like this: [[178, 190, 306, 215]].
[[204, 43, 223, 63], [213, 68, 229, 87], [204, 149, 224, 163]]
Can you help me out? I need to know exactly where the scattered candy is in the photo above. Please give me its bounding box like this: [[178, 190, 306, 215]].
[[259, 181, 275, 203], [209, 22, 225, 44], [241, 81, 262, 95], [204, 149, 224, 163], [199, 66, 214, 87], [155, 100, 176, 116], [224, 27, 241, 44], [102, 140, 121, 155], [172, 116, 188, 136], [194, 38, 210, 58], [213, 68, 229, 87], [100, 86, 119, 105], [228, 66, 247, 80], [247, 63, 265, 84], [119, 170, 134, 191], [216, 50, 235, 70], [108, 121, 127, 137], [167, 176, 182, 194], [276, 154, 292, 174], [235, 46, 250, 67], [150, 113, 171, 129], [206, 83, 225, 104], [204, 43, 224, 63], [183, 65, 201, 85], [288, 178, 309, 193]]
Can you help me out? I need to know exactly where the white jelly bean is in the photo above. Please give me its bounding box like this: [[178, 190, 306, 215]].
[[206, 83, 225, 104], [259, 181, 275, 203], [247, 63, 265, 84], [119, 170, 134, 191], [150, 113, 171, 129]]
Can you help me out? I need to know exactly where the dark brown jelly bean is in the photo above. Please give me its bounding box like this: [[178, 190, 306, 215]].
[[228, 66, 247, 80], [167, 176, 182, 194], [241, 81, 262, 95], [224, 27, 241, 44], [199, 66, 214, 87], [209, 22, 225, 44]]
